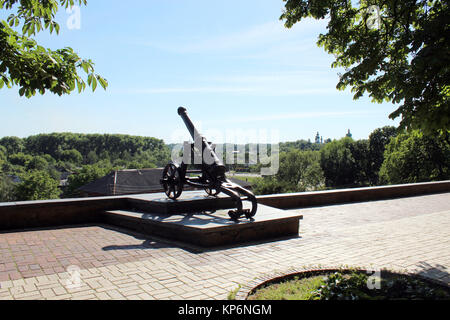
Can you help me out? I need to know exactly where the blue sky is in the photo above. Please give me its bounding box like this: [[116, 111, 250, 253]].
[[0, 0, 400, 143]]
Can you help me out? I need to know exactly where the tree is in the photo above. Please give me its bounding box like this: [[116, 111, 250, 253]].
[[320, 137, 358, 187], [368, 126, 398, 184], [281, 0, 449, 134], [276, 150, 325, 191], [8, 152, 32, 167], [252, 149, 325, 195], [0, 174, 16, 202], [379, 130, 450, 184], [0, 136, 23, 154], [0, 145, 6, 171], [252, 176, 296, 196], [280, 139, 322, 152], [350, 139, 371, 186], [15, 170, 61, 201], [59, 149, 83, 165], [64, 164, 112, 197], [86, 150, 98, 164], [26, 155, 48, 171], [0, 0, 107, 97]]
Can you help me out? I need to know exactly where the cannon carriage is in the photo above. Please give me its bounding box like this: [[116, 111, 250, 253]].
[[160, 107, 257, 220]]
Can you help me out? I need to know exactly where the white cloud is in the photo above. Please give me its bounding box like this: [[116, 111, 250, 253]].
[[119, 68, 340, 96], [122, 86, 337, 96], [229, 110, 380, 123], [135, 18, 328, 54]]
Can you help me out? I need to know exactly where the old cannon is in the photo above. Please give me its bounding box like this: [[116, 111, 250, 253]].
[[160, 107, 257, 220]]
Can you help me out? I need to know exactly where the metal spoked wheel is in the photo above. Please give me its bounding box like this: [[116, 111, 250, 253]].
[[161, 163, 183, 200]]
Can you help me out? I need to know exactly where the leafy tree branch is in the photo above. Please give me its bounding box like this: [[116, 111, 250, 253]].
[[281, 0, 449, 135], [0, 0, 108, 97]]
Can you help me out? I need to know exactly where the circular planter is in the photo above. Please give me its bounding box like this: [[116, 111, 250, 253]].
[[234, 265, 450, 300]]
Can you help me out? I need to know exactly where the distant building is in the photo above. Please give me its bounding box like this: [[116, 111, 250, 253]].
[[346, 129, 353, 138], [315, 132, 321, 144], [59, 171, 72, 187], [78, 168, 252, 197]]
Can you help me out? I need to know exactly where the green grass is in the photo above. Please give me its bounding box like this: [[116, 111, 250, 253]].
[[227, 285, 241, 300], [245, 271, 450, 300], [247, 275, 326, 300]]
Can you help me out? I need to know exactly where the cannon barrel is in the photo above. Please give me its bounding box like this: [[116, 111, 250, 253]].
[[177, 107, 226, 176], [178, 107, 198, 141]]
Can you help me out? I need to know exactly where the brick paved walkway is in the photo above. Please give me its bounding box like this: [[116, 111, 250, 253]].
[[1, 193, 449, 300]]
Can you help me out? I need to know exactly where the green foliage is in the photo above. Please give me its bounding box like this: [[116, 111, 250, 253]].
[[379, 130, 450, 184], [86, 150, 98, 164], [312, 271, 373, 300], [8, 152, 33, 166], [349, 139, 371, 186], [320, 137, 359, 187], [0, 136, 23, 153], [253, 176, 297, 196], [368, 126, 398, 184], [0, 145, 6, 172], [281, 0, 450, 135], [250, 270, 450, 300], [0, 0, 108, 97], [277, 150, 325, 191], [279, 139, 322, 152], [15, 170, 61, 201], [0, 132, 171, 201], [22, 133, 170, 166], [0, 173, 16, 202], [64, 164, 113, 197], [26, 155, 48, 171], [253, 150, 325, 195], [58, 148, 82, 165], [311, 271, 450, 300]]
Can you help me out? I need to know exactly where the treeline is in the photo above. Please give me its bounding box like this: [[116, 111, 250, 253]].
[[252, 127, 450, 195], [1, 128, 449, 201], [0, 133, 171, 201]]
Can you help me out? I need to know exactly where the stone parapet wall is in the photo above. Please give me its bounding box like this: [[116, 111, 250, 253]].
[[1, 181, 449, 231], [257, 181, 450, 209]]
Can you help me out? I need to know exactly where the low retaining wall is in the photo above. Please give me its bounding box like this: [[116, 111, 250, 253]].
[[0, 181, 449, 231], [257, 180, 450, 209], [0, 196, 129, 231]]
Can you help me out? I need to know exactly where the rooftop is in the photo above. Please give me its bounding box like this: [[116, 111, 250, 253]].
[[77, 168, 252, 196]]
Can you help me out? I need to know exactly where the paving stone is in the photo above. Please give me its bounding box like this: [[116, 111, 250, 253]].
[[0, 193, 449, 300]]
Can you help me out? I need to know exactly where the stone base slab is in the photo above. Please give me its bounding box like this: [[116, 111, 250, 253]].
[[103, 204, 302, 247]]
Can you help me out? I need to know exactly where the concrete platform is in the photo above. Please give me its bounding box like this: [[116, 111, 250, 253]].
[[127, 192, 237, 214], [103, 191, 303, 247]]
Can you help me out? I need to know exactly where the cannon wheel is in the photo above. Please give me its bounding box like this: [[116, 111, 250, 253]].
[[162, 163, 183, 200]]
